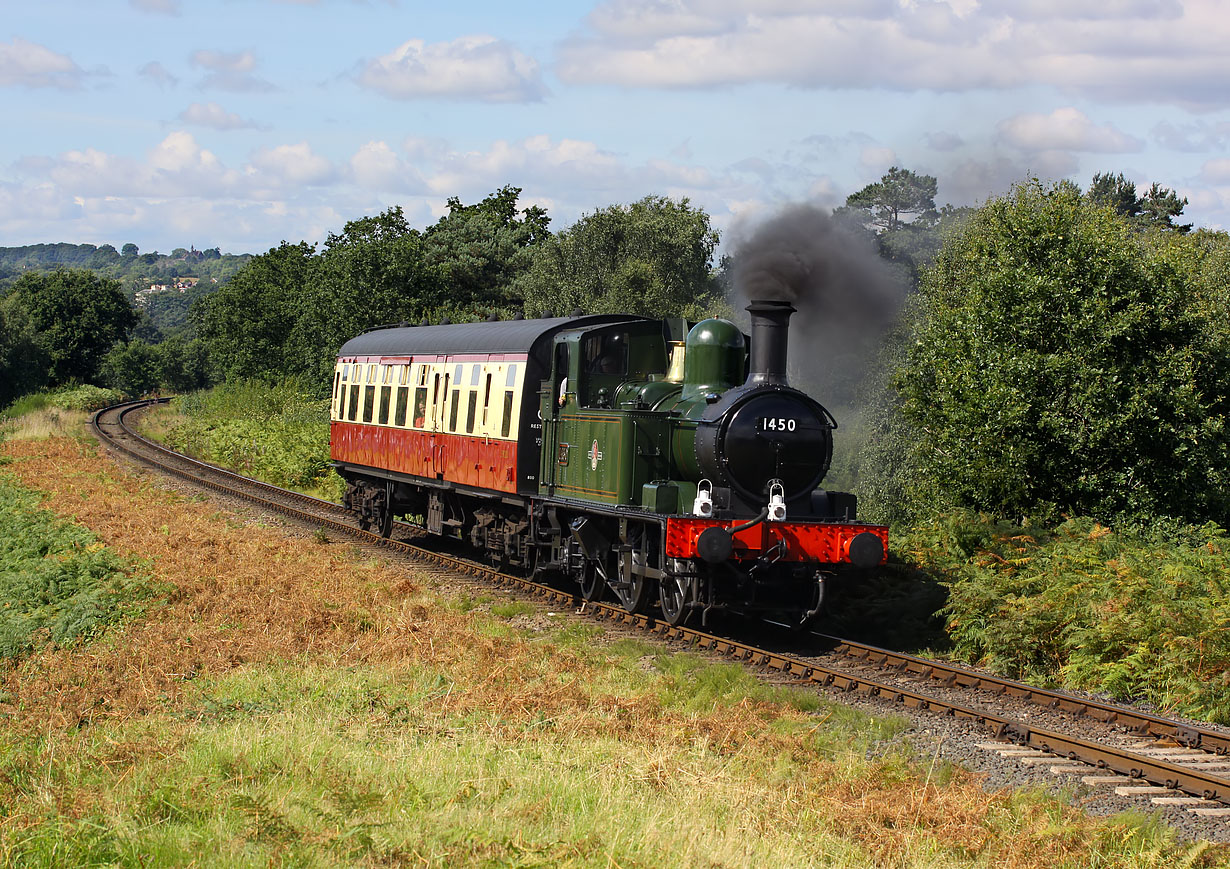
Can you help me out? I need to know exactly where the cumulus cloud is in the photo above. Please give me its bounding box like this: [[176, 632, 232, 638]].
[[0, 38, 88, 89], [924, 131, 964, 152], [348, 141, 428, 193], [249, 142, 336, 186], [355, 35, 547, 102], [190, 48, 276, 92], [1153, 120, 1230, 153], [131, 0, 182, 14], [556, 1, 1230, 108], [1200, 159, 1230, 185], [178, 101, 260, 131], [996, 107, 1142, 153], [138, 60, 178, 88]]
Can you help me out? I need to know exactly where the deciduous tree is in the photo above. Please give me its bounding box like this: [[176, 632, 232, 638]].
[[518, 195, 723, 318], [9, 269, 137, 385]]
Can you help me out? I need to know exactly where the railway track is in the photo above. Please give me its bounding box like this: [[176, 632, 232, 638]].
[[91, 399, 1230, 824]]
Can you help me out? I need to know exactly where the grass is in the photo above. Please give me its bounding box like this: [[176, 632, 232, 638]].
[[0, 435, 1224, 866], [0, 384, 122, 441], [0, 464, 157, 660]]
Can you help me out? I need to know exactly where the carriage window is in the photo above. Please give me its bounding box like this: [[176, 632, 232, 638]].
[[417, 365, 429, 387], [466, 392, 478, 433], [363, 386, 375, 423], [394, 386, 409, 427], [505, 364, 517, 387], [368, 364, 377, 383], [449, 389, 460, 430], [332, 371, 340, 411], [399, 366, 409, 386], [470, 364, 481, 386], [413, 388, 427, 427], [501, 391, 514, 437], [347, 384, 360, 422], [382, 366, 392, 385], [454, 364, 463, 382], [482, 373, 492, 425], [378, 386, 391, 425]]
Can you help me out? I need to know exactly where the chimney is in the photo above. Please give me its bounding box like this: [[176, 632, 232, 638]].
[[745, 299, 795, 386]]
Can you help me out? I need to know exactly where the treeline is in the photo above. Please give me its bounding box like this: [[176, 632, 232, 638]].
[[0, 242, 251, 297], [196, 188, 726, 385], [3, 170, 1218, 532]]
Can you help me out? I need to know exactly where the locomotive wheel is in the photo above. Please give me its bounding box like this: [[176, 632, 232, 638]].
[[615, 548, 653, 614], [578, 559, 606, 602], [659, 573, 689, 626]]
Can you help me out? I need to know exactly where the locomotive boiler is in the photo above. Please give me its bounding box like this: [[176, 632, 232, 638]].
[[330, 300, 886, 627]]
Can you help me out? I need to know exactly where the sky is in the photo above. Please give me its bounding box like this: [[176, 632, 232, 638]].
[[3, 0, 1230, 256]]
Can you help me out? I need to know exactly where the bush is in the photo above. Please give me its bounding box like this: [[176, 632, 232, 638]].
[[905, 511, 1230, 723], [2, 384, 122, 418]]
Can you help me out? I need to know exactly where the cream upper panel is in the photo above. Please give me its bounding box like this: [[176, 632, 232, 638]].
[[333, 357, 527, 440]]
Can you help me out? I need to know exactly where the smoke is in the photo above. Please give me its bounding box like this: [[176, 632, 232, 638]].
[[727, 204, 906, 405]]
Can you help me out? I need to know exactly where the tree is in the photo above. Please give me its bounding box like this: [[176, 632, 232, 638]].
[[871, 179, 1230, 526], [517, 195, 723, 318], [121, 243, 139, 258], [1085, 172, 1190, 232], [194, 241, 319, 382], [100, 340, 161, 396], [9, 269, 137, 385], [424, 185, 551, 313], [836, 167, 948, 283], [0, 295, 49, 407], [842, 167, 939, 234]]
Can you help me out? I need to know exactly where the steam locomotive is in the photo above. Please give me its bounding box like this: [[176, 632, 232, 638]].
[[330, 300, 887, 627]]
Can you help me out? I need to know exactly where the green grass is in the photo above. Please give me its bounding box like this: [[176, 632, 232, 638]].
[[1, 384, 122, 418], [0, 473, 157, 660], [1, 655, 1213, 868]]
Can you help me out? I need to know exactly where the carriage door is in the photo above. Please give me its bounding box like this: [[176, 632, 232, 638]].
[[430, 368, 448, 477]]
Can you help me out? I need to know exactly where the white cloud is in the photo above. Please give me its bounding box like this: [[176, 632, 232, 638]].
[[348, 141, 427, 193], [556, 1, 1230, 108], [924, 131, 964, 152], [1200, 159, 1230, 185], [1153, 120, 1230, 153], [0, 38, 87, 89], [190, 48, 276, 92], [138, 60, 178, 88], [130, 0, 182, 14], [355, 35, 546, 102], [178, 101, 260, 130], [996, 107, 1142, 153], [249, 142, 336, 187]]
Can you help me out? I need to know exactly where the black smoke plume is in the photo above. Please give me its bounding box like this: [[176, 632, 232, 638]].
[[727, 204, 906, 404]]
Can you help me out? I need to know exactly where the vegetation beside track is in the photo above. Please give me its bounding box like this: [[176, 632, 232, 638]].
[[1, 436, 1221, 866], [903, 513, 1230, 724], [140, 379, 344, 501]]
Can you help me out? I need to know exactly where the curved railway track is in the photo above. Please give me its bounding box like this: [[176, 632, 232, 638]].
[[91, 399, 1230, 822]]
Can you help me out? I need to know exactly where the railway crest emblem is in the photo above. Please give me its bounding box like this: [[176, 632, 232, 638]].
[[588, 439, 603, 470]]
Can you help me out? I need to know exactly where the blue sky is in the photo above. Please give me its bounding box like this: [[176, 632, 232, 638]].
[[3, 0, 1229, 255]]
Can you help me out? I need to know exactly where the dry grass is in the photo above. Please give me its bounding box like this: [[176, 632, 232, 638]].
[[0, 407, 90, 441], [0, 436, 1224, 867]]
